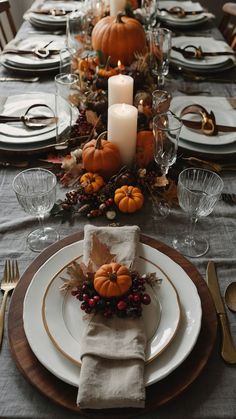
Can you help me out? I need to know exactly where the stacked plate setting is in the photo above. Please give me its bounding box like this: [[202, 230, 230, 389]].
[[24, 1, 79, 30], [0, 93, 77, 152], [171, 96, 236, 156], [0, 35, 68, 74], [24, 240, 202, 388], [170, 36, 236, 73], [157, 0, 210, 28]]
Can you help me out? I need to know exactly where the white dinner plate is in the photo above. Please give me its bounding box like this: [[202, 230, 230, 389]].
[[171, 37, 233, 68], [42, 256, 181, 365], [171, 96, 236, 146], [0, 93, 78, 144], [23, 240, 202, 387], [24, 1, 79, 24], [157, 1, 208, 27], [0, 56, 60, 74], [3, 35, 66, 68]]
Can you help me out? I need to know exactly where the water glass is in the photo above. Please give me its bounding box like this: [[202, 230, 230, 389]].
[[148, 28, 172, 87], [55, 73, 79, 149], [12, 168, 59, 252], [173, 168, 224, 258], [67, 9, 89, 52]]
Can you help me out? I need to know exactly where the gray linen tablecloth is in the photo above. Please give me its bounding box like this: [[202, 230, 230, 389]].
[[0, 5, 236, 419]]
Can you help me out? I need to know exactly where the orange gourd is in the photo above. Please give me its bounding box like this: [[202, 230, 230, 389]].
[[114, 185, 144, 213], [136, 130, 154, 168], [80, 172, 104, 194], [94, 263, 132, 297], [82, 133, 122, 179], [91, 13, 146, 66]]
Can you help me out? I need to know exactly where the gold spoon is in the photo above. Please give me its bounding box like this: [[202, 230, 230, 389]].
[[225, 282, 236, 312]]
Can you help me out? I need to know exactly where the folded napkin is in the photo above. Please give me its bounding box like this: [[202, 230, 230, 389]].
[[77, 225, 147, 409]]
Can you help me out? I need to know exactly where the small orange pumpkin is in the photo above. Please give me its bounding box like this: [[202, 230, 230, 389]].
[[91, 13, 146, 66], [114, 185, 144, 213], [136, 130, 154, 168], [94, 263, 132, 297], [82, 133, 122, 179], [80, 172, 104, 194]]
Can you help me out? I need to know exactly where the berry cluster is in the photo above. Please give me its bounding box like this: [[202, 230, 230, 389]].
[[71, 271, 151, 318], [70, 111, 93, 139]]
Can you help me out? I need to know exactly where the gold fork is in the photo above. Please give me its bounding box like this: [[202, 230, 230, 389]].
[[0, 260, 20, 347]]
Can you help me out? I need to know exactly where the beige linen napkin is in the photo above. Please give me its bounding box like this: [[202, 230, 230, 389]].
[[77, 225, 147, 409]]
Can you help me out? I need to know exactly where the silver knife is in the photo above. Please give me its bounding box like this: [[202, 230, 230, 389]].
[[206, 261, 236, 364]]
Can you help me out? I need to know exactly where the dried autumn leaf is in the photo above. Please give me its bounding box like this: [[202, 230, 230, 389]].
[[90, 235, 116, 269], [154, 175, 169, 188], [158, 180, 178, 207], [60, 277, 82, 292]]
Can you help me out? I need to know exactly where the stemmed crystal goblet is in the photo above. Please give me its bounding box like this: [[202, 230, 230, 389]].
[[148, 28, 172, 87], [172, 168, 224, 258], [12, 168, 59, 253], [141, 0, 157, 30], [152, 111, 182, 218]]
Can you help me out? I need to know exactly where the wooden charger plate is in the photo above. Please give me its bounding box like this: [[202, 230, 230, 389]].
[[8, 232, 217, 418]]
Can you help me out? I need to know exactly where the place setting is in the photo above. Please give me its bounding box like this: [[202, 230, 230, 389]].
[[0, 34, 67, 74], [9, 222, 216, 413], [170, 36, 236, 74], [23, 0, 80, 30], [157, 0, 213, 28], [170, 95, 236, 156], [0, 90, 78, 154]]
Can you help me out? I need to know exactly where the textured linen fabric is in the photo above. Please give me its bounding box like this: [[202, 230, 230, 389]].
[[77, 225, 146, 409]]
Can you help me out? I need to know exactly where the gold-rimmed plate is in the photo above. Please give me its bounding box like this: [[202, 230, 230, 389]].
[[41, 250, 181, 366]]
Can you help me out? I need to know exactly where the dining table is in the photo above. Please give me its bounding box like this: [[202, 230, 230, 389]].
[[0, 1, 236, 418]]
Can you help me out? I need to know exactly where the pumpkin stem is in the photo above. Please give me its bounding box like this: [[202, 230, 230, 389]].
[[95, 131, 107, 150], [109, 272, 117, 282], [116, 12, 125, 24]]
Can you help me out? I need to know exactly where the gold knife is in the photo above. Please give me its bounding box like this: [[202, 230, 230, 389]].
[[207, 261, 236, 364]]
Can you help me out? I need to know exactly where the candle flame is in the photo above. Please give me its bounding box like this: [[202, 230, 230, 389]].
[[139, 99, 143, 105], [118, 60, 121, 68]]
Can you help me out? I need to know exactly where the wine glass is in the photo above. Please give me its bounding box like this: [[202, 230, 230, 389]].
[[141, 0, 157, 30], [12, 168, 59, 253], [172, 168, 224, 258], [152, 89, 172, 114], [148, 28, 172, 87], [152, 111, 182, 218]]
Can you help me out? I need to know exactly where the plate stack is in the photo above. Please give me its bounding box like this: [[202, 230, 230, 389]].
[[0, 93, 77, 153], [0, 35, 67, 74], [157, 0, 210, 28], [171, 96, 236, 156], [24, 1, 79, 30], [170, 36, 236, 73]]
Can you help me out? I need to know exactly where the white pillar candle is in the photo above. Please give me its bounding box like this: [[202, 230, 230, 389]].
[[108, 103, 138, 166], [108, 74, 134, 107], [110, 0, 126, 16]]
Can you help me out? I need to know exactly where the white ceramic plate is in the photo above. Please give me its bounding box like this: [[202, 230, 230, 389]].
[[4, 35, 66, 68], [171, 96, 236, 146], [0, 56, 60, 74], [0, 93, 75, 144], [42, 256, 180, 365], [24, 2, 79, 24], [0, 93, 70, 144], [157, 1, 207, 26], [23, 240, 202, 387], [171, 37, 233, 68]]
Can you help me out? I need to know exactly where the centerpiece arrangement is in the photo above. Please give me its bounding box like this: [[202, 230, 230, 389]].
[[51, 1, 179, 222]]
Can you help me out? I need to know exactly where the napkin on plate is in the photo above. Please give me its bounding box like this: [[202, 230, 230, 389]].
[[77, 225, 147, 409]]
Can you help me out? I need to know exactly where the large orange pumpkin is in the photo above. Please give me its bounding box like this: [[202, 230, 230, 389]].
[[91, 13, 146, 66], [114, 185, 144, 213], [136, 130, 154, 168], [82, 133, 122, 179], [94, 263, 132, 297]]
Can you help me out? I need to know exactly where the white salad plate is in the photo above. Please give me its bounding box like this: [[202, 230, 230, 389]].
[[171, 37, 234, 69], [3, 35, 66, 68], [23, 240, 202, 388], [42, 255, 181, 365], [0, 93, 78, 144], [171, 96, 236, 146]]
